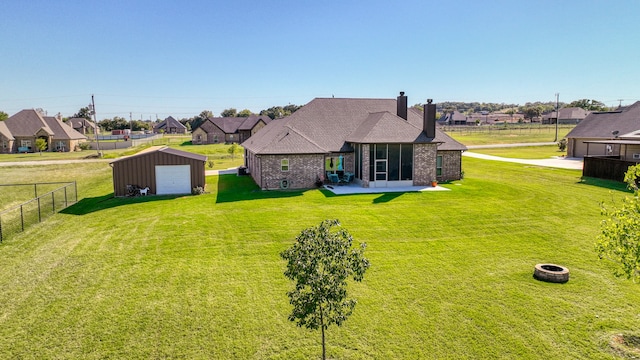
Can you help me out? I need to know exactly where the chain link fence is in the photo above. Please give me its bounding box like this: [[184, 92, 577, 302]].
[[0, 182, 77, 242]]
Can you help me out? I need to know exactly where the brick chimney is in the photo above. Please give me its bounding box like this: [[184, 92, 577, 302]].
[[424, 99, 436, 138], [397, 91, 408, 120]]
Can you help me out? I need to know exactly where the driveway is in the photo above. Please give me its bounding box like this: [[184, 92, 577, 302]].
[[463, 152, 583, 170]]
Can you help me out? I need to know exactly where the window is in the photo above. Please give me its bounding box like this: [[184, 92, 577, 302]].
[[213, 135, 219, 143], [281, 159, 290, 171], [21, 140, 32, 148], [436, 155, 443, 176], [1, 140, 6, 149], [197, 134, 202, 142], [56, 141, 66, 151]]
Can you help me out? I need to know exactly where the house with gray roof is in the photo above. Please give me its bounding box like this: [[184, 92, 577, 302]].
[[192, 114, 270, 145], [153, 116, 187, 134], [566, 101, 640, 181], [542, 107, 590, 125], [0, 109, 87, 153], [242, 92, 467, 190], [67, 117, 98, 135]]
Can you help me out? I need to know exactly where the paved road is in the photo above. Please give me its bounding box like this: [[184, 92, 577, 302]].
[[0, 159, 111, 167]]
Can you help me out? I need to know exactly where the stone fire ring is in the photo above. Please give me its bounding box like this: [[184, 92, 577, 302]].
[[534, 263, 569, 283]]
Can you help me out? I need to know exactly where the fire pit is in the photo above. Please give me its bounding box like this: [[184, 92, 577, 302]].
[[534, 263, 569, 283]]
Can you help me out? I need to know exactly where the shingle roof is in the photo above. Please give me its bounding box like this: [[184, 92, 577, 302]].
[[4, 109, 54, 137], [43, 117, 87, 140], [154, 116, 187, 131], [0, 121, 14, 140], [543, 107, 590, 120], [238, 115, 271, 131], [243, 97, 466, 155], [566, 101, 640, 139], [67, 117, 97, 130]]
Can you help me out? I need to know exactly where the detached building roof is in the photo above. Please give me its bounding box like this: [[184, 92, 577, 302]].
[[243, 97, 466, 155]]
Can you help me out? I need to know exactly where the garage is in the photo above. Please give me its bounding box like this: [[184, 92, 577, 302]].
[[111, 146, 207, 197], [155, 165, 191, 195]]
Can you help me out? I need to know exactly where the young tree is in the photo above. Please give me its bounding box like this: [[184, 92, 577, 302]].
[[280, 219, 370, 360], [35, 138, 47, 155], [227, 143, 239, 159], [596, 165, 640, 280]]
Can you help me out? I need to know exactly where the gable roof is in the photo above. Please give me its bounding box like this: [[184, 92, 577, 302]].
[[67, 117, 97, 130], [4, 109, 55, 137], [43, 116, 87, 140], [154, 116, 187, 131], [243, 97, 466, 155], [542, 107, 590, 120], [237, 115, 271, 131], [566, 101, 640, 139], [0, 121, 14, 140], [198, 115, 271, 135], [4, 109, 86, 140]]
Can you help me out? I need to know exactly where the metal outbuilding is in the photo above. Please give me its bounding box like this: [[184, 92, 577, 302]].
[[111, 146, 206, 197]]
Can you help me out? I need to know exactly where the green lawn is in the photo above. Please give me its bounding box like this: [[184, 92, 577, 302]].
[[0, 159, 637, 359], [448, 125, 574, 146]]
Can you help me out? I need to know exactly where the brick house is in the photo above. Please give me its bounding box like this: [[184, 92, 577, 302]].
[[67, 117, 98, 135], [242, 92, 467, 190], [0, 109, 87, 153], [192, 115, 270, 144]]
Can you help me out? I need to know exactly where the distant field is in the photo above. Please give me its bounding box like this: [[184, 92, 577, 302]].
[[447, 124, 574, 146]]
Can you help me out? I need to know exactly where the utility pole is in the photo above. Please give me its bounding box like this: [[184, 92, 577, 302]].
[[89, 95, 101, 157], [554, 93, 559, 142]]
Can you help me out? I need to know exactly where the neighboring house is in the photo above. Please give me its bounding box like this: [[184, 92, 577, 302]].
[[440, 111, 468, 125], [0, 109, 87, 153], [192, 114, 271, 145], [111, 146, 206, 196], [153, 116, 188, 134], [566, 102, 640, 181], [542, 107, 590, 125], [67, 117, 98, 135], [242, 92, 467, 190]]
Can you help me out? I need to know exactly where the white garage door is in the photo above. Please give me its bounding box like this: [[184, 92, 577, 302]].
[[155, 165, 191, 195]]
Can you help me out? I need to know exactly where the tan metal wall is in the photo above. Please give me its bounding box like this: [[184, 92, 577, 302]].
[[112, 152, 205, 196]]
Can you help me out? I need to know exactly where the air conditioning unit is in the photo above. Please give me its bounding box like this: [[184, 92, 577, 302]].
[[633, 153, 640, 160]]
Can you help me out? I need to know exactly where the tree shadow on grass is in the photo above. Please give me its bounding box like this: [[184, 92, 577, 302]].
[[214, 174, 307, 203], [372, 192, 404, 203], [60, 193, 184, 215]]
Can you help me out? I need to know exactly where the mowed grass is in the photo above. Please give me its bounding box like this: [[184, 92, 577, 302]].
[[448, 125, 574, 146], [0, 159, 636, 359]]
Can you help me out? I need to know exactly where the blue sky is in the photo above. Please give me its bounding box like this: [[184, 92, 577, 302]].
[[1, 0, 638, 120]]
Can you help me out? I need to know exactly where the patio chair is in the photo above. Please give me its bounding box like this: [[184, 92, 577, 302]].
[[343, 172, 354, 183], [328, 173, 340, 185]]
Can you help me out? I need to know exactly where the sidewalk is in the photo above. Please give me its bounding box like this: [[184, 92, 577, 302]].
[[463, 152, 583, 170]]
